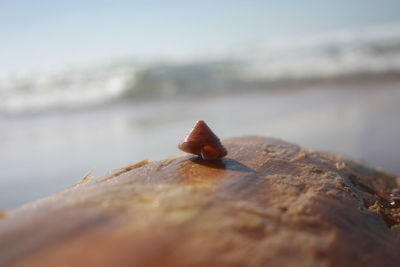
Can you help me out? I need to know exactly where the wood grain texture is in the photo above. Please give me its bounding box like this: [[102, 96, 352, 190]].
[[0, 136, 399, 267]]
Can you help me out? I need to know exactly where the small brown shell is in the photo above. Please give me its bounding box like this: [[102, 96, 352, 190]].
[[178, 120, 227, 160]]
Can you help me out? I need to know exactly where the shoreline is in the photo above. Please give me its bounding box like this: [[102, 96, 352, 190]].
[[1, 76, 400, 208], [1, 72, 400, 119]]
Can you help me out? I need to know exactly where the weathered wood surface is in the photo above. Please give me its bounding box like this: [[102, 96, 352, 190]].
[[0, 136, 399, 267]]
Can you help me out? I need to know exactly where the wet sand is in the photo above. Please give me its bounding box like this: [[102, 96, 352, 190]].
[[1, 77, 400, 208]]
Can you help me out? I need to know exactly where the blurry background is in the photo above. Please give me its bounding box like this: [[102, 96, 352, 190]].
[[1, 0, 400, 208]]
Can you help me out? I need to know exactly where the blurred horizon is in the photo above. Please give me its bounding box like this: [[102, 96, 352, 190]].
[[2, 0, 400, 76], [2, 22, 400, 115]]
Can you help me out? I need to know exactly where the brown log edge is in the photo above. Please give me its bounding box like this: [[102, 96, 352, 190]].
[[0, 136, 399, 267]]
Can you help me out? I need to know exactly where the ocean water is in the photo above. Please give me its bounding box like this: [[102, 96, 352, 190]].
[[1, 24, 400, 209], [1, 24, 400, 115]]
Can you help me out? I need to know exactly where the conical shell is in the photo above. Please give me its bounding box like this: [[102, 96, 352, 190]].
[[178, 120, 227, 160]]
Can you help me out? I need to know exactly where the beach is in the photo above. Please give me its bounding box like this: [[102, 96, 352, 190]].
[[2, 22, 400, 208], [1, 76, 400, 208]]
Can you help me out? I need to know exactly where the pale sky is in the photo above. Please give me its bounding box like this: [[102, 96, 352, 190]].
[[1, 0, 400, 75]]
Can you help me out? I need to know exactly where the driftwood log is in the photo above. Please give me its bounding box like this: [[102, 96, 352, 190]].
[[0, 136, 399, 267]]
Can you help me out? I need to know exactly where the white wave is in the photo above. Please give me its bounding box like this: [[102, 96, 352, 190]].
[[1, 23, 400, 114], [0, 66, 136, 114], [239, 23, 400, 80]]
